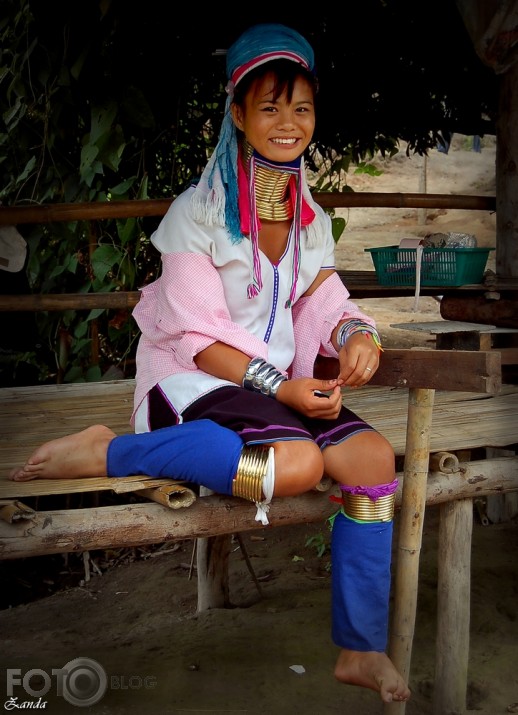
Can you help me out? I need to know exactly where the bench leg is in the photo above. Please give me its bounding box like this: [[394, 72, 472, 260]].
[[195, 485, 231, 611], [432, 498, 473, 715], [196, 533, 232, 611], [384, 387, 435, 714]]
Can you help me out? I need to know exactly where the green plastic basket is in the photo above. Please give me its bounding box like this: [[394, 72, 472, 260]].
[[365, 246, 494, 287]]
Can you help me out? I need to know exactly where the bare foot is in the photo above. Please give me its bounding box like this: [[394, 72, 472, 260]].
[[9, 425, 116, 481], [334, 648, 411, 703]]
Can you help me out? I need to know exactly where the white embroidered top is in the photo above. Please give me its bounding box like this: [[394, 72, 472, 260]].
[[132, 186, 375, 425]]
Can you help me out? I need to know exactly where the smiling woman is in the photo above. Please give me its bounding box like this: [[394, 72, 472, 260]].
[[8, 23, 410, 705]]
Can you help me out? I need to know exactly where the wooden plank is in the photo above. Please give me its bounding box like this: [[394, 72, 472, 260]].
[[315, 348, 502, 393], [373, 349, 501, 392], [0, 291, 140, 312], [0, 475, 187, 500], [500, 347, 518, 364]]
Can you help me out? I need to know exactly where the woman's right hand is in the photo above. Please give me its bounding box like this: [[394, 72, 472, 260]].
[[276, 377, 343, 419]]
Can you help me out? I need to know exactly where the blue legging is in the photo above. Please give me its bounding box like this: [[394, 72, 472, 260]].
[[107, 419, 244, 495], [331, 510, 393, 652]]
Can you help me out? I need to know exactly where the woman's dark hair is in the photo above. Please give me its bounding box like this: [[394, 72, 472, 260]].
[[232, 58, 318, 107]]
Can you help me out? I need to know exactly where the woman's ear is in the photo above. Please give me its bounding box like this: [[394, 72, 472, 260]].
[[230, 103, 244, 131]]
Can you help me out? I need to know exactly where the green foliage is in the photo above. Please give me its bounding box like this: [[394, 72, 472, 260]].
[[354, 162, 384, 178], [305, 532, 331, 571], [305, 532, 329, 559]]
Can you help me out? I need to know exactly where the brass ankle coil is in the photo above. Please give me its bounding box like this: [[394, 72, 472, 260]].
[[232, 445, 270, 503], [341, 492, 395, 522]]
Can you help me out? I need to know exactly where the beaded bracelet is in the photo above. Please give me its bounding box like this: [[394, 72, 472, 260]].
[[242, 357, 287, 399], [337, 320, 383, 352]]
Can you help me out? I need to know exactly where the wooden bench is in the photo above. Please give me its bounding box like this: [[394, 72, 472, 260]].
[[1, 348, 517, 714]]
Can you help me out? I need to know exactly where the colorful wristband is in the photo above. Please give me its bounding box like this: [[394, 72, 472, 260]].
[[337, 320, 383, 352]]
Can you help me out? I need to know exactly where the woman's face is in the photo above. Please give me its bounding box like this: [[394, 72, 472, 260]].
[[231, 72, 315, 163]]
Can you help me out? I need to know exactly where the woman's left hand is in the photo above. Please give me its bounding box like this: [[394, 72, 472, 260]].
[[337, 331, 380, 388]]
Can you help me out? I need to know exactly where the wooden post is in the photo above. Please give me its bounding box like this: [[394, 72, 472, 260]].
[[432, 498, 473, 715], [196, 486, 232, 611], [196, 533, 232, 611], [418, 154, 428, 225], [384, 387, 435, 715], [485, 447, 518, 523]]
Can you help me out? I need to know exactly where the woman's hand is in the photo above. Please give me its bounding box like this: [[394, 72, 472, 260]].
[[338, 331, 380, 388], [276, 378, 343, 419]]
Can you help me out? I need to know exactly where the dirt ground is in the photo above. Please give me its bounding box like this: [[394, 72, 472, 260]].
[[2, 136, 518, 715]]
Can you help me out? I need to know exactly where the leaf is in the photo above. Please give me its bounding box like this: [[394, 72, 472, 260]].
[[110, 177, 137, 197], [86, 365, 103, 382], [85, 308, 105, 321], [90, 103, 118, 145], [137, 175, 149, 200], [3, 94, 24, 128], [74, 321, 89, 339], [118, 217, 137, 246], [331, 216, 346, 244], [97, 124, 126, 172], [15, 154, 36, 183], [91, 244, 124, 282], [64, 365, 86, 383], [80, 144, 103, 186]]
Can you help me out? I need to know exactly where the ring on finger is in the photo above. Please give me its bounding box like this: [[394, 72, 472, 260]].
[[365, 367, 372, 372]]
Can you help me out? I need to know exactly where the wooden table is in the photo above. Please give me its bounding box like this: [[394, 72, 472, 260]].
[[391, 319, 518, 353]]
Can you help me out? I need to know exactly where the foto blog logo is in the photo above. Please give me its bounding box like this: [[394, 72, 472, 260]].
[[6, 657, 108, 708]]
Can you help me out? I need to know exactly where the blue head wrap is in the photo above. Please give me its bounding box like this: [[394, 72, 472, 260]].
[[226, 24, 315, 90]]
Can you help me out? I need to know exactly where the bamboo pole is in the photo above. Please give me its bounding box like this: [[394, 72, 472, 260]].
[[433, 498, 473, 715], [0, 499, 36, 524], [384, 387, 435, 715], [429, 451, 460, 474], [137, 483, 197, 509]]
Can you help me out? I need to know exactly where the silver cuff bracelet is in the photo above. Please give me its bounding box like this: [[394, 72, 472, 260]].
[[243, 357, 287, 399]]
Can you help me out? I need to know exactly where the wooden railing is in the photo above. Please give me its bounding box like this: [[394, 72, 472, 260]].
[[0, 192, 496, 226], [0, 191, 500, 312]]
